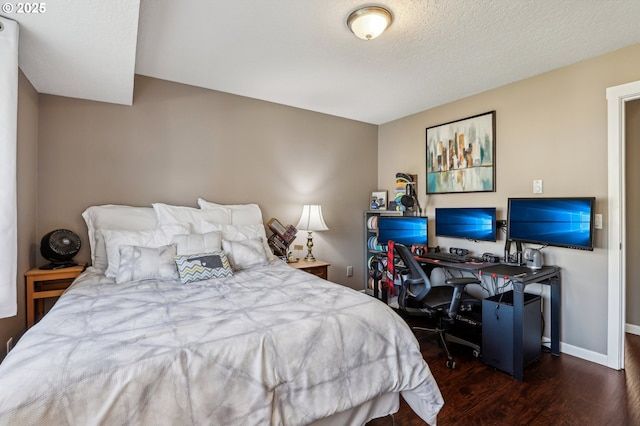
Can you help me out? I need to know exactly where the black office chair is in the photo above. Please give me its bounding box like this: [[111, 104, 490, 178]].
[[394, 243, 482, 369]]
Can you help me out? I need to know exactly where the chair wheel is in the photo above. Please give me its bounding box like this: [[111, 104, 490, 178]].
[[446, 360, 456, 369], [473, 350, 480, 358]]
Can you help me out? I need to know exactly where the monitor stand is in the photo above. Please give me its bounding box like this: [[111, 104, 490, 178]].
[[503, 239, 524, 266]]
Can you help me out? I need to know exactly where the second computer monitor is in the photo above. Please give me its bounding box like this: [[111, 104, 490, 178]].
[[435, 207, 497, 242], [377, 216, 428, 246]]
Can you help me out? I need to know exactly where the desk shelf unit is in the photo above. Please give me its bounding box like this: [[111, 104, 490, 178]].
[[364, 210, 402, 296]]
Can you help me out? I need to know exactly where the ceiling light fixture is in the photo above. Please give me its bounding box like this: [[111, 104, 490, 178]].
[[347, 6, 393, 40]]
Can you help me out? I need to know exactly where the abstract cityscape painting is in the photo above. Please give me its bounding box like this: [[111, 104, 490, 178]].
[[426, 111, 496, 194]]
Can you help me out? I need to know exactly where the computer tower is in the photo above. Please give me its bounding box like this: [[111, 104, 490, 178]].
[[482, 290, 541, 375]]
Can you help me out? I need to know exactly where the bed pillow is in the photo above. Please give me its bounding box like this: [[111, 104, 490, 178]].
[[116, 244, 179, 284], [82, 205, 157, 272], [174, 252, 233, 284], [152, 203, 231, 232], [171, 231, 223, 255], [198, 222, 276, 260], [222, 238, 270, 271], [102, 225, 188, 278], [197, 198, 264, 225]]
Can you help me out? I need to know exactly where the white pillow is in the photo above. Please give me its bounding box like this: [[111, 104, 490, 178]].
[[102, 225, 188, 278], [116, 244, 179, 284], [197, 198, 264, 225], [82, 205, 157, 272], [152, 203, 231, 232], [222, 238, 270, 271], [171, 231, 222, 255], [197, 222, 276, 260]]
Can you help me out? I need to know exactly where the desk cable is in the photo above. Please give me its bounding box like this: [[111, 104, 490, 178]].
[[478, 271, 512, 297]]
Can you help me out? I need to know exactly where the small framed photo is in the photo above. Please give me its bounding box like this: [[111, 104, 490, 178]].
[[371, 191, 387, 210]]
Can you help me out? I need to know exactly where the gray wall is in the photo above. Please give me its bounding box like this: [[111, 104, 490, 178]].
[[0, 71, 38, 360], [626, 99, 640, 327], [378, 43, 640, 357], [37, 75, 378, 290]]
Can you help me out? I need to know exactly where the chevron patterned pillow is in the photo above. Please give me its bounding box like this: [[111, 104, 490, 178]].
[[174, 252, 233, 284]]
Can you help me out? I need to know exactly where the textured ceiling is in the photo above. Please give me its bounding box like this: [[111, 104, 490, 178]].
[[6, 0, 640, 124]]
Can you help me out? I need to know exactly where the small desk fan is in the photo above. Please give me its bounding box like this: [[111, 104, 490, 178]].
[[40, 229, 81, 270]]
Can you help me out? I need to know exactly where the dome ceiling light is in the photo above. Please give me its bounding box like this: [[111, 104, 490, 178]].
[[347, 6, 393, 40]]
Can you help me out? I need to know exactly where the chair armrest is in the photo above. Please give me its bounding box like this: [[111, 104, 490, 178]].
[[444, 277, 480, 320]]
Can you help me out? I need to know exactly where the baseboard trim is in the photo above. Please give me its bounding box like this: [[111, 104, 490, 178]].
[[559, 342, 609, 367], [625, 323, 640, 336]]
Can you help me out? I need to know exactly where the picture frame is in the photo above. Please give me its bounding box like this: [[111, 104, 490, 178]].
[[371, 191, 387, 210], [425, 111, 496, 194]]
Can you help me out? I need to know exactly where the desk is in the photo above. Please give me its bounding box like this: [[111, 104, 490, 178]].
[[416, 257, 561, 382], [415, 256, 495, 273]]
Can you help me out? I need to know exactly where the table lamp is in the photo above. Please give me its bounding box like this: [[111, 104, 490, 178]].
[[296, 205, 329, 262]]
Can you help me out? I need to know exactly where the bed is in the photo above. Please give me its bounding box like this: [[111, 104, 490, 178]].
[[0, 201, 443, 425]]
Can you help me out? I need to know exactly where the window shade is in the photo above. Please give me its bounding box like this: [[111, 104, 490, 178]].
[[0, 17, 18, 318]]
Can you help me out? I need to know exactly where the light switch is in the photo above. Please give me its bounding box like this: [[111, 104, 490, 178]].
[[533, 180, 543, 194], [595, 214, 603, 230]]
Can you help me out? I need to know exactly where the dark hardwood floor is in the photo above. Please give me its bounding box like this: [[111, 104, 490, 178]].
[[368, 333, 640, 425]]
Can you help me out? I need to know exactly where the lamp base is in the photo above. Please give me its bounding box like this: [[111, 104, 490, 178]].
[[304, 231, 316, 262]]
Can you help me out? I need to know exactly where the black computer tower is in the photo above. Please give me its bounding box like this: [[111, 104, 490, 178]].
[[482, 291, 541, 375]]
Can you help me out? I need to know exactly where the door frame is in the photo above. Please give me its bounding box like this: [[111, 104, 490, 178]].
[[607, 80, 640, 369]]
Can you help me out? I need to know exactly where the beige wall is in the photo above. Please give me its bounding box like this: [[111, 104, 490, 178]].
[[626, 99, 640, 327], [378, 44, 640, 355], [37, 75, 378, 290], [10, 43, 640, 360], [0, 71, 38, 360]]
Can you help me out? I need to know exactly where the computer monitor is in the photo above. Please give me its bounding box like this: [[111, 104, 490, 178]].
[[506, 197, 595, 251], [376, 216, 428, 246], [435, 207, 497, 242]]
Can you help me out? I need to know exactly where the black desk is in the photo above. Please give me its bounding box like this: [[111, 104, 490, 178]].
[[416, 257, 561, 381], [414, 256, 496, 273]]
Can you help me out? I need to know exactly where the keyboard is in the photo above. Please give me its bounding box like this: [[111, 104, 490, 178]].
[[418, 252, 470, 263]]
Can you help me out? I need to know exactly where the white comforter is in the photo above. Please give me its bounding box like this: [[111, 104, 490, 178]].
[[0, 262, 443, 425]]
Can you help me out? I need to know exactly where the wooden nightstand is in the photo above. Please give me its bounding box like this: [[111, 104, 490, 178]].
[[25, 264, 86, 328], [289, 260, 330, 280]]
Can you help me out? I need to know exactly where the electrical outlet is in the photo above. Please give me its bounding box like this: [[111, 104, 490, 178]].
[[346, 266, 353, 277], [6, 337, 13, 355]]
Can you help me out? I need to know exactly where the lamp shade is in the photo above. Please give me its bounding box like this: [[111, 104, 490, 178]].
[[347, 6, 392, 40], [296, 205, 329, 232]]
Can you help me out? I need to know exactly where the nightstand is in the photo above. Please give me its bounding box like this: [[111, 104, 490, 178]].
[[24, 264, 86, 328], [289, 260, 330, 280]]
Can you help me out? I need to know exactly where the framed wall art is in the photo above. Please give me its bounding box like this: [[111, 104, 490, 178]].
[[425, 111, 496, 194]]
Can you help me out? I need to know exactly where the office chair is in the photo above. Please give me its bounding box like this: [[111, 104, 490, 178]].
[[394, 243, 482, 369]]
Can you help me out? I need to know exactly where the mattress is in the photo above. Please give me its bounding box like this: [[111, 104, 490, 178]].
[[0, 261, 443, 425]]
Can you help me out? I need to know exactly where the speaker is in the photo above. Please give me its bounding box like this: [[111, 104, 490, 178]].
[[450, 247, 469, 256], [482, 253, 500, 263]]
